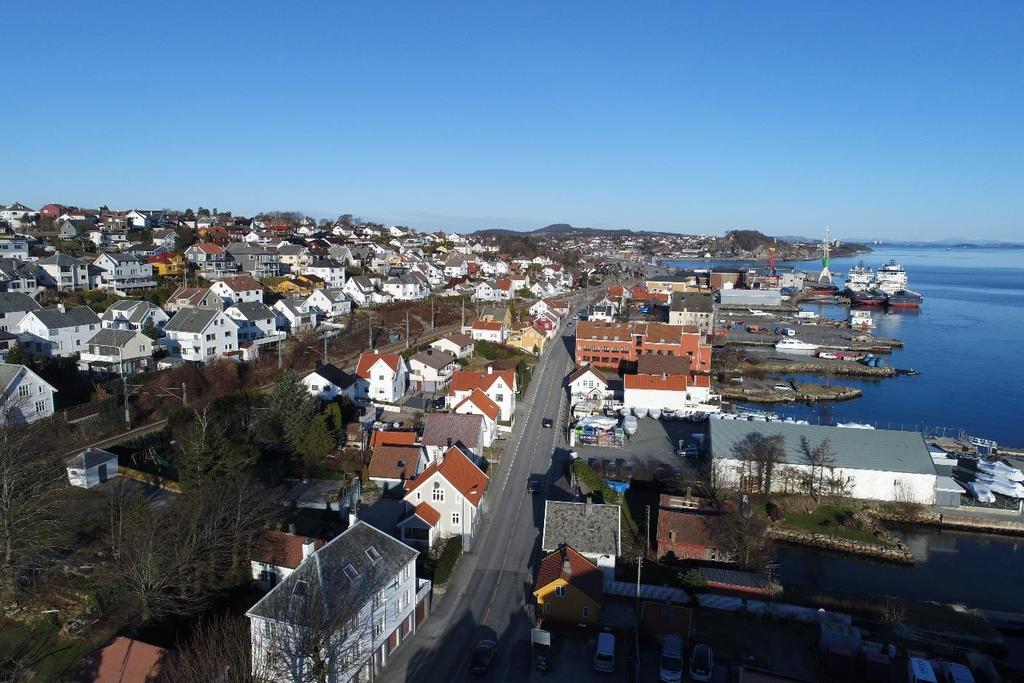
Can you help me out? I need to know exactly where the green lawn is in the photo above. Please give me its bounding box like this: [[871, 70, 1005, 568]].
[[781, 505, 890, 546]]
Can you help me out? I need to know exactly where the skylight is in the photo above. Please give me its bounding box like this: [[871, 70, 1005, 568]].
[[365, 546, 382, 563], [343, 563, 360, 581]]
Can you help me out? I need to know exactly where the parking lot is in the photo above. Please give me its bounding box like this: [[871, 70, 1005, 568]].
[[573, 416, 708, 485]]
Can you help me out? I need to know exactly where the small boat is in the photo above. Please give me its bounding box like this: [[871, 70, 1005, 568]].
[[977, 459, 1024, 483], [837, 422, 875, 430], [776, 338, 820, 355], [648, 407, 662, 420], [632, 405, 648, 419], [974, 474, 1024, 499], [661, 408, 676, 420], [966, 481, 996, 504], [621, 415, 638, 435]]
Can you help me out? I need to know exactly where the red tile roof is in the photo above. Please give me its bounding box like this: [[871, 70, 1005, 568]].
[[454, 388, 500, 422], [657, 508, 717, 550], [88, 637, 167, 683], [623, 374, 688, 391], [496, 278, 513, 291], [191, 241, 225, 254], [370, 430, 418, 448], [410, 502, 441, 526], [368, 444, 422, 480], [534, 545, 603, 602], [471, 320, 503, 331], [404, 446, 488, 506], [450, 369, 515, 394], [251, 530, 324, 569], [435, 332, 473, 347], [356, 351, 402, 378]]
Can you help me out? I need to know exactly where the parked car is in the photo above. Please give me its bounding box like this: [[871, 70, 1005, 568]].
[[592, 630, 615, 672], [658, 635, 684, 683], [688, 644, 713, 682], [773, 383, 794, 392], [542, 417, 554, 428], [469, 640, 498, 674]]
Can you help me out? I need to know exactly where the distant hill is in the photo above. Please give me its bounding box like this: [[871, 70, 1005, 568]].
[[472, 223, 661, 238]]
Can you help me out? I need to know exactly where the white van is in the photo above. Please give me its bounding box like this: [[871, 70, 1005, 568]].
[[908, 657, 938, 683], [658, 634, 683, 683], [592, 630, 615, 672]]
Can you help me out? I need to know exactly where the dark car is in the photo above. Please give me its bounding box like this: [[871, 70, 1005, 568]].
[[689, 643, 713, 682], [469, 639, 498, 674], [542, 417, 554, 428], [527, 478, 541, 494]]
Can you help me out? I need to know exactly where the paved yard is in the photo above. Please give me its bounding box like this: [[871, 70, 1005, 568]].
[[573, 416, 708, 483]]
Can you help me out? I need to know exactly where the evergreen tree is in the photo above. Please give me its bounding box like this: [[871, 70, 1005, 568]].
[[140, 319, 161, 340], [325, 402, 343, 435], [297, 414, 334, 463], [5, 342, 26, 366], [267, 370, 315, 451], [177, 408, 258, 488]]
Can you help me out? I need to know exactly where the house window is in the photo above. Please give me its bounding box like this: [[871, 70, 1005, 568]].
[[451, 512, 460, 526], [555, 586, 566, 597], [35, 400, 46, 414], [582, 606, 590, 618], [432, 485, 444, 502], [18, 385, 29, 399]]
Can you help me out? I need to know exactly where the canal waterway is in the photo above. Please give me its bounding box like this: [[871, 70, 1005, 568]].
[[664, 246, 1024, 446]]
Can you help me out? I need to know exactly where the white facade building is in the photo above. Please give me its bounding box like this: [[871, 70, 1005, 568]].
[[17, 305, 101, 359], [0, 363, 57, 424], [163, 308, 237, 363]]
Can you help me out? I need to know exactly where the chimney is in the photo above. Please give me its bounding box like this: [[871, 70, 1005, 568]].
[[57, 303, 66, 314], [584, 498, 593, 516], [348, 505, 358, 528], [487, 365, 493, 375], [302, 538, 316, 560], [288, 522, 297, 534], [562, 557, 572, 575]]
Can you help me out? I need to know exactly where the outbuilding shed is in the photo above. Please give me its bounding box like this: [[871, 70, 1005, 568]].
[[66, 447, 119, 489]]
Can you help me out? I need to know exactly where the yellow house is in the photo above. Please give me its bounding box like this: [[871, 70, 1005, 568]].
[[267, 277, 312, 296], [148, 252, 185, 277], [533, 545, 603, 627], [509, 325, 546, 355], [479, 306, 512, 328]]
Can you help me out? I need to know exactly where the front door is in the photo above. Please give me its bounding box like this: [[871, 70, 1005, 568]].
[[97, 463, 108, 483]]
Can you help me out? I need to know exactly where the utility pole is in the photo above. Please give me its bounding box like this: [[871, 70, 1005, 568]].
[[405, 310, 410, 350], [368, 311, 373, 349], [323, 333, 329, 365], [181, 381, 188, 407], [277, 338, 282, 369], [430, 296, 435, 330], [461, 298, 465, 328], [645, 505, 651, 556]]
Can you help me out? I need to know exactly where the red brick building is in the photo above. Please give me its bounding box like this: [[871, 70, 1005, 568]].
[[574, 321, 711, 373]]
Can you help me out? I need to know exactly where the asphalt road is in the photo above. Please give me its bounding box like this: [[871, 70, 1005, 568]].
[[381, 291, 602, 683]]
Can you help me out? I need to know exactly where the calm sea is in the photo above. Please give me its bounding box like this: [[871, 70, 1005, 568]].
[[664, 247, 1024, 447]]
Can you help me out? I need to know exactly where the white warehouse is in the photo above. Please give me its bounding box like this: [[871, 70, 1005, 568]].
[[709, 420, 938, 504]]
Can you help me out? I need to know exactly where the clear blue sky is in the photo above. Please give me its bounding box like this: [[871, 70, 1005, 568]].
[[3, 1, 1021, 240]]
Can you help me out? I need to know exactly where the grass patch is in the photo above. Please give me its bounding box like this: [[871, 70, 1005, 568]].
[[0, 615, 117, 681], [420, 536, 462, 586], [781, 505, 889, 546]]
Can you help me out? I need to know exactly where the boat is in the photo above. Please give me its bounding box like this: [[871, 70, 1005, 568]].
[[848, 309, 875, 330], [648, 407, 662, 420], [837, 422, 875, 430], [775, 338, 820, 355], [886, 289, 923, 308], [849, 289, 887, 307], [977, 459, 1024, 483], [661, 408, 676, 420], [632, 405, 648, 419], [621, 415, 638, 435], [966, 481, 997, 504], [875, 260, 909, 295], [974, 474, 1024, 499], [844, 262, 876, 292]]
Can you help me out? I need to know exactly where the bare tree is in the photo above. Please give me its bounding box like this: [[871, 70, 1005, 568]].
[[731, 433, 785, 494], [0, 410, 67, 597], [162, 613, 271, 683], [801, 438, 837, 502], [709, 504, 769, 572]]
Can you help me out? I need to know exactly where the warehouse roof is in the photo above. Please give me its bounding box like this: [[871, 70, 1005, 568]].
[[709, 420, 937, 476]]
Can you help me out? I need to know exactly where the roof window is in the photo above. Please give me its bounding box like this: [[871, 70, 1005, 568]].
[[343, 563, 360, 581], [365, 546, 382, 563]]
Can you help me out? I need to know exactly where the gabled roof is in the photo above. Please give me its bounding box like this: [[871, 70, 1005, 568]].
[[635, 355, 691, 377], [246, 521, 418, 623], [187, 241, 225, 254], [432, 332, 473, 348], [65, 447, 117, 470], [164, 307, 221, 334], [450, 369, 515, 394], [85, 328, 149, 348], [567, 363, 608, 386], [454, 388, 500, 422], [252, 530, 325, 569], [166, 286, 214, 307], [409, 348, 456, 371], [404, 446, 488, 507], [28, 305, 100, 329], [87, 636, 167, 683], [534, 545, 604, 602], [227, 301, 275, 321], [403, 502, 441, 527], [368, 444, 423, 480], [101, 299, 162, 324], [471, 320, 503, 331], [355, 351, 402, 378], [421, 413, 484, 450], [306, 363, 356, 390], [0, 292, 41, 315], [37, 252, 88, 267], [216, 275, 263, 292]]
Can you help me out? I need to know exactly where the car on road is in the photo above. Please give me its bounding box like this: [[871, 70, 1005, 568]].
[[688, 644, 713, 682], [542, 417, 554, 428], [469, 639, 498, 674], [527, 478, 541, 494], [592, 630, 616, 672]]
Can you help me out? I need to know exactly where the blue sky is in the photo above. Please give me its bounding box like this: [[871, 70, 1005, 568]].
[[3, 1, 1021, 239]]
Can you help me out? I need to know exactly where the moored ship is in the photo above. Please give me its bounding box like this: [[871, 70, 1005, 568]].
[[849, 289, 887, 306], [885, 289, 923, 308]]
